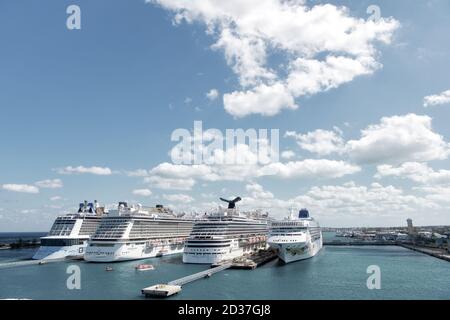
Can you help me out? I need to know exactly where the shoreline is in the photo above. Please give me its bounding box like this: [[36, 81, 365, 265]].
[[324, 242, 450, 263]]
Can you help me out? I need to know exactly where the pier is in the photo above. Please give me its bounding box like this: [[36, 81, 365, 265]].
[[324, 241, 396, 246], [324, 241, 450, 262], [142, 249, 277, 298], [0, 258, 71, 270], [142, 263, 232, 297], [169, 262, 232, 286], [399, 244, 450, 262]]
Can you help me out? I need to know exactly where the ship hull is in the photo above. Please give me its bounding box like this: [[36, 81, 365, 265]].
[[182, 248, 244, 264], [32, 244, 86, 260], [269, 237, 323, 263], [84, 242, 185, 262], [183, 242, 266, 264]]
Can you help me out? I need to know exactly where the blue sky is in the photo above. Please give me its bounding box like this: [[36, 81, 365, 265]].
[[1, 0, 450, 231]]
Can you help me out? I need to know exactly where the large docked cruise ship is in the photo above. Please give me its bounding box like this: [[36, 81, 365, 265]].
[[268, 208, 322, 263], [32, 201, 107, 260], [84, 202, 195, 262], [183, 197, 269, 264]]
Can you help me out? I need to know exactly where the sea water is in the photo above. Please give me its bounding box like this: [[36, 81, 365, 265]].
[[0, 233, 449, 300]]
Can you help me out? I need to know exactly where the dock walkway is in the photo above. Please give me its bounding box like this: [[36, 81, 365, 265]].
[[142, 263, 232, 297], [168, 263, 232, 286], [0, 258, 67, 269]]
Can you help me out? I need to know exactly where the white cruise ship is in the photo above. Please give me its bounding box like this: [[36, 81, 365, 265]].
[[183, 197, 269, 264], [84, 202, 195, 262], [268, 208, 322, 263], [32, 201, 107, 260]]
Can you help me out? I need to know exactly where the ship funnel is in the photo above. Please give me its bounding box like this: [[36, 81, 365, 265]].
[[299, 208, 310, 218], [219, 197, 241, 209]]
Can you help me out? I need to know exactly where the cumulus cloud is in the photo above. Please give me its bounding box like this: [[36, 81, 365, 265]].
[[292, 181, 436, 217], [206, 88, 219, 101], [57, 166, 112, 175], [418, 186, 450, 204], [35, 179, 63, 189], [132, 189, 153, 197], [163, 193, 194, 203], [126, 169, 150, 177], [347, 114, 450, 164], [236, 181, 438, 223], [281, 150, 295, 160], [148, 0, 399, 117], [285, 128, 345, 156], [376, 162, 450, 184], [257, 159, 360, 179], [245, 183, 274, 199], [2, 184, 39, 194], [424, 90, 450, 107], [147, 158, 359, 186], [224, 83, 298, 117], [144, 175, 196, 191]]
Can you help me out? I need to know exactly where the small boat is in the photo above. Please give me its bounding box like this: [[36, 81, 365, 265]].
[[135, 264, 154, 271], [105, 266, 113, 272], [38, 260, 47, 265]]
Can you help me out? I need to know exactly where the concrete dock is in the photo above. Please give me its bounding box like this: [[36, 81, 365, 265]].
[[142, 263, 232, 298], [323, 241, 396, 246], [213, 248, 278, 269], [142, 284, 182, 297], [399, 244, 450, 262], [0, 257, 72, 270], [142, 249, 278, 298]]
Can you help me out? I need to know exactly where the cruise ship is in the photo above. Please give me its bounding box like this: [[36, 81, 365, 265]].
[[32, 201, 107, 260], [268, 208, 322, 263], [84, 202, 195, 262], [183, 197, 269, 264]]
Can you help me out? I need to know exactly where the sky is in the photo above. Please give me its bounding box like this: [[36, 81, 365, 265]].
[[1, 0, 450, 231]]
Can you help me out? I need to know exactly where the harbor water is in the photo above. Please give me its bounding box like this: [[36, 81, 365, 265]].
[[0, 233, 449, 300]]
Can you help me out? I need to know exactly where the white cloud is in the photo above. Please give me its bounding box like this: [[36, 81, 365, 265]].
[[132, 189, 153, 197], [206, 88, 219, 101], [163, 193, 194, 203], [224, 83, 298, 117], [2, 184, 39, 194], [144, 175, 196, 191], [281, 150, 295, 160], [21, 209, 37, 214], [376, 162, 450, 184], [257, 159, 360, 179], [237, 181, 438, 223], [35, 179, 63, 189], [50, 196, 62, 201], [149, 156, 359, 184], [285, 128, 345, 156], [292, 181, 436, 217], [418, 186, 450, 204], [424, 89, 450, 107], [245, 183, 274, 199], [347, 114, 450, 164], [126, 169, 149, 177], [150, 163, 215, 180], [57, 166, 112, 175], [148, 0, 399, 117]]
